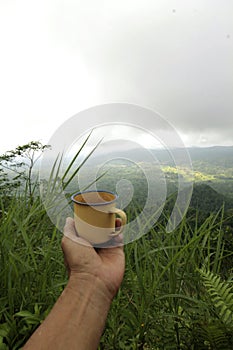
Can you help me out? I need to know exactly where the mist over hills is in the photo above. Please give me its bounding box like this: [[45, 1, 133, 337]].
[[77, 144, 233, 168], [187, 146, 233, 168], [5, 144, 232, 205], [37, 144, 233, 169], [37, 144, 233, 189], [2, 143, 232, 222]]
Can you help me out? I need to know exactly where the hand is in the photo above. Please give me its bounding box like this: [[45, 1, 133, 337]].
[[61, 217, 125, 301], [23, 218, 125, 349]]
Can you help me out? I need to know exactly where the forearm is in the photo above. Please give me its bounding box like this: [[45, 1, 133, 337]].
[[23, 276, 111, 350]]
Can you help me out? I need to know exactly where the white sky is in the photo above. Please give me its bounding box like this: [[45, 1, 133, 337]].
[[0, 0, 232, 153]]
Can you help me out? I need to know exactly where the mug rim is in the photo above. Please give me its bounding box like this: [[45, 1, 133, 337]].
[[71, 190, 118, 206]]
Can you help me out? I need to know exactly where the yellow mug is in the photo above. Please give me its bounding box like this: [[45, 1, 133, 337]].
[[71, 190, 127, 245]]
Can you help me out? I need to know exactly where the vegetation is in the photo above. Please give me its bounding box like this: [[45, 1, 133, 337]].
[[0, 142, 233, 349], [0, 141, 50, 201]]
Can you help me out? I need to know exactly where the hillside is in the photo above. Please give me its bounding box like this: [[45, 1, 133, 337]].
[[163, 183, 233, 223], [188, 146, 233, 168], [189, 183, 233, 213]]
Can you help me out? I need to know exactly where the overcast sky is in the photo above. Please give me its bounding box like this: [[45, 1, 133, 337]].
[[0, 0, 232, 153]]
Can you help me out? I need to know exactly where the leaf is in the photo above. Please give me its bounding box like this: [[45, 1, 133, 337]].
[[0, 323, 10, 339], [0, 338, 8, 350], [198, 268, 233, 326], [14, 311, 34, 318]]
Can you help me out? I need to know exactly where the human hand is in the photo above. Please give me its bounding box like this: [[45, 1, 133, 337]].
[[61, 217, 125, 301], [23, 218, 125, 350]]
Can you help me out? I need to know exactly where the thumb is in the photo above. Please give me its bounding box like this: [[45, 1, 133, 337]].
[[63, 217, 76, 234], [63, 217, 91, 247]]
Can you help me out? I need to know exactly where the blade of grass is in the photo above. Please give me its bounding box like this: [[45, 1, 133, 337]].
[[62, 137, 104, 190], [61, 130, 93, 182]]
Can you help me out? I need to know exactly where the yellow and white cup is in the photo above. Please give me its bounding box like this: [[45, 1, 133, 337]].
[[71, 190, 127, 245]]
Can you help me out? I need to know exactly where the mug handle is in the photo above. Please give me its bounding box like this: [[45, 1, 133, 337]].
[[108, 208, 127, 236]]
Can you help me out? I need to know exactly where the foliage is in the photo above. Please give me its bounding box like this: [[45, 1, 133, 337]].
[[0, 142, 233, 349], [198, 269, 233, 326], [0, 194, 65, 349], [0, 141, 50, 201]]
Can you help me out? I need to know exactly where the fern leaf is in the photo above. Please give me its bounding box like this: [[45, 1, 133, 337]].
[[198, 268, 233, 326]]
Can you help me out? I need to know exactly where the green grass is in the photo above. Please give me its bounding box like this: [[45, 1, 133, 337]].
[[0, 194, 66, 349], [1, 138, 233, 349], [0, 191, 233, 349]]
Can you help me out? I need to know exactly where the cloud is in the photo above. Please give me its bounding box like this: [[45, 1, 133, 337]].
[[55, 0, 233, 144], [0, 0, 232, 152]]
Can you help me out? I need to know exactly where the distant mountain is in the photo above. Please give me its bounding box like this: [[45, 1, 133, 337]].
[[36, 144, 233, 169], [187, 146, 233, 168], [80, 145, 233, 168]]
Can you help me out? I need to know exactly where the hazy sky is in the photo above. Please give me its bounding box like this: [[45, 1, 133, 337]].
[[0, 0, 232, 153]]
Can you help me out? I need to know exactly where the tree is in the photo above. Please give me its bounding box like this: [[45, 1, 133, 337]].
[[0, 141, 50, 202]]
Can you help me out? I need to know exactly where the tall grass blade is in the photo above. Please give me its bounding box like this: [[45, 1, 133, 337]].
[[61, 130, 93, 182], [62, 137, 103, 190]]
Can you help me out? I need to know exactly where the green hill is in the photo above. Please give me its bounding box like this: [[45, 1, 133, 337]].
[[189, 183, 233, 213], [164, 183, 233, 225]]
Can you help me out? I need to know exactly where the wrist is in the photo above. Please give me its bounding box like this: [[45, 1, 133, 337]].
[[24, 271, 112, 349], [67, 272, 113, 307]]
